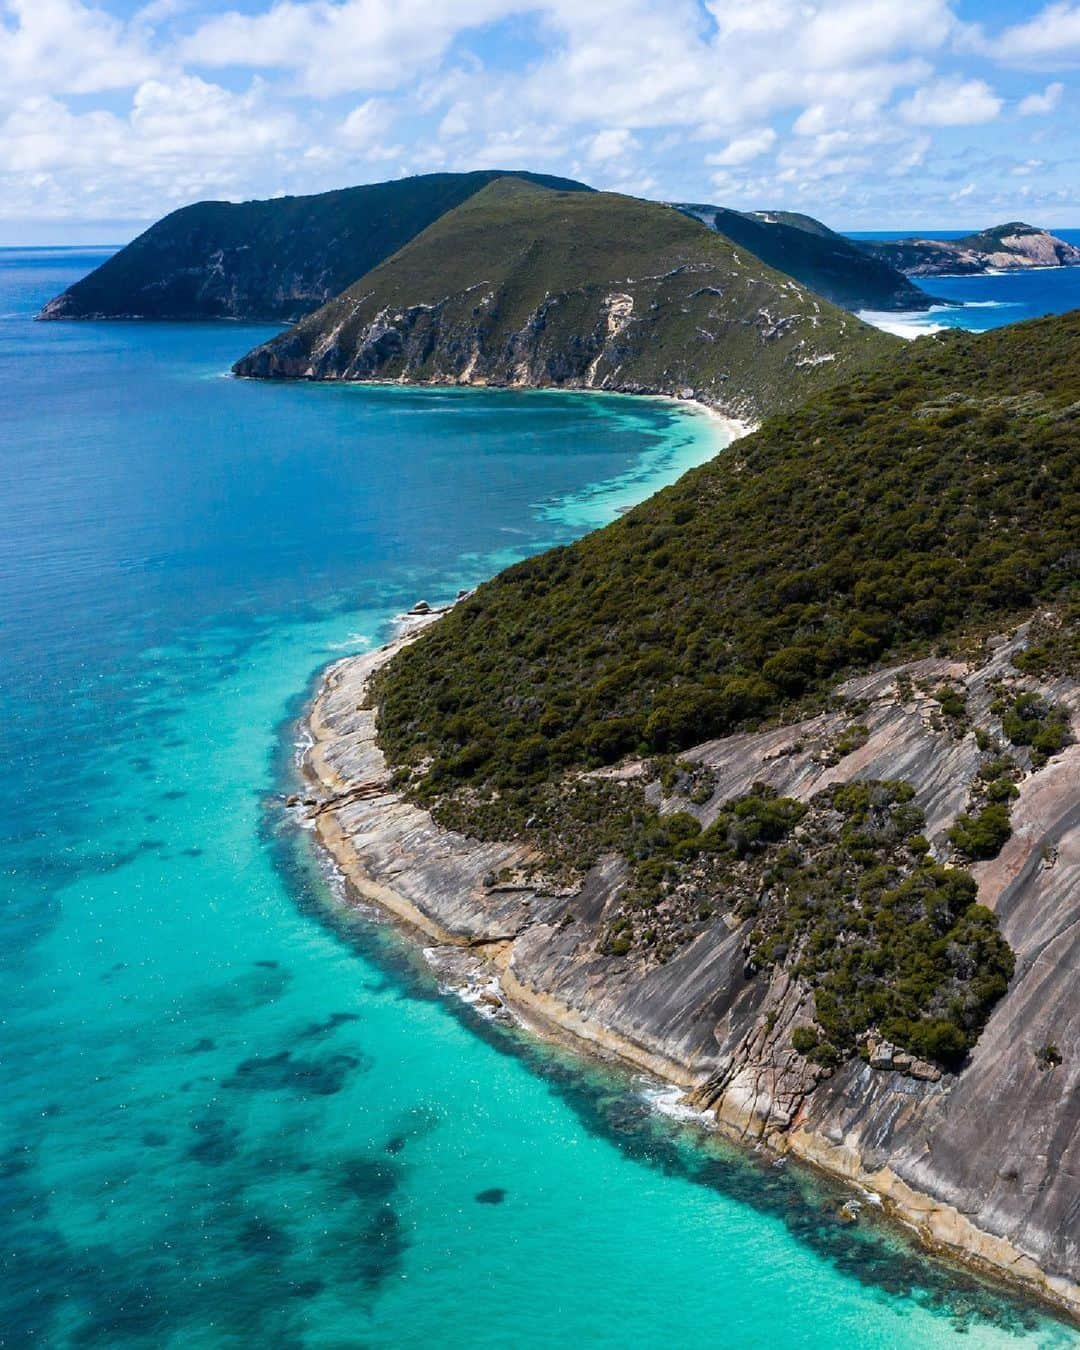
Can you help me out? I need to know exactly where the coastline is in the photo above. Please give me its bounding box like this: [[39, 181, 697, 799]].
[[295, 628, 1080, 1326]]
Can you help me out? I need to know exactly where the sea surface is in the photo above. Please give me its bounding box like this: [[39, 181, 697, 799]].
[[1, 247, 1076, 1349], [852, 227, 1080, 336]]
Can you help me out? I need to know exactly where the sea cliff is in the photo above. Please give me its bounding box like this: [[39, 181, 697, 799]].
[[297, 617, 1079, 1320]]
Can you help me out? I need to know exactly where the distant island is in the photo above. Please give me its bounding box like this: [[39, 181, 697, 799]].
[[674, 202, 946, 311], [37, 170, 591, 323], [36, 167, 1080, 1320]]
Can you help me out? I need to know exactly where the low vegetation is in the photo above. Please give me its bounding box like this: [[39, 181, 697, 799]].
[[235, 177, 891, 416], [370, 311, 1079, 1072], [375, 312, 1079, 800]]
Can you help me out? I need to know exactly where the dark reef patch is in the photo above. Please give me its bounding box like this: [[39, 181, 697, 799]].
[[296, 1011, 361, 1041], [187, 1113, 241, 1166], [475, 1187, 507, 1205], [237, 1217, 295, 1258], [353, 1207, 408, 1292], [338, 1158, 399, 1205], [224, 1049, 369, 1097]]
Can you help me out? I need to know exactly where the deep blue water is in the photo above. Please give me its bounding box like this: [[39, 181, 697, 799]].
[[1, 247, 1076, 1348], [850, 228, 1080, 335]]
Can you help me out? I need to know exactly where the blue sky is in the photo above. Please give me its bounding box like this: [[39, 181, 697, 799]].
[[1, 0, 1077, 242]]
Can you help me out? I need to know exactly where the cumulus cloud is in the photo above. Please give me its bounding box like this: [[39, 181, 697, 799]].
[[707, 128, 777, 166], [1017, 81, 1065, 114], [586, 128, 639, 163], [0, 76, 301, 217], [180, 0, 518, 96], [0, 0, 155, 102], [900, 77, 1003, 126], [970, 3, 1080, 67], [339, 98, 391, 147], [1, 0, 1076, 231]]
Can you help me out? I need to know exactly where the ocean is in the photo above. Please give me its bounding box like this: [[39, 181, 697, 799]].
[[1, 246, 1075, 1348], [851, 227, 1080, 337]]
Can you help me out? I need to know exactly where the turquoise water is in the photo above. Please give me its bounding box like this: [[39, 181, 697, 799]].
[[1, 248, 1076, 1348]]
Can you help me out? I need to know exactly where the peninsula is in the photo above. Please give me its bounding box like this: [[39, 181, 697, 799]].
[[299, 310, 1078, 1317], [855, 222, 1080, 277]]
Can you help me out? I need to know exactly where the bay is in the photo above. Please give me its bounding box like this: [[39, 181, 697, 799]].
[[0, 246, 1074, 1348]]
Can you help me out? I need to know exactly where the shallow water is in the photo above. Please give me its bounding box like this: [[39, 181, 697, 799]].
[[1, 247, 1076, 1348]]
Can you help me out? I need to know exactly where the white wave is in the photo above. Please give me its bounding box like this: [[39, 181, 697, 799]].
[[638, 1078, 715, 1127], [857, 310, 950, 340], [326, 631, 374, 651]]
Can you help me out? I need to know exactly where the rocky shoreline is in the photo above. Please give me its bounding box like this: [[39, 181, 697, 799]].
[[296, 619, 1079, 1323]]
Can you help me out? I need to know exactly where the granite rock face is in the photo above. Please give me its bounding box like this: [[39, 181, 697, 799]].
[[855, 222, 1080, 277], [303, 624, 1078, 1315]]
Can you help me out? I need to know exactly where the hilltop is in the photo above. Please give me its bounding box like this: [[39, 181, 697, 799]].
[[37, 170, 590, 322], [234, 179, 893, 422], [675, 203, 939, 311], [855, 222, 1080, 276]]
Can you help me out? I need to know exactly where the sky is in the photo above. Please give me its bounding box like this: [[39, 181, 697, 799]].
[[1, 0, 1078, 242]]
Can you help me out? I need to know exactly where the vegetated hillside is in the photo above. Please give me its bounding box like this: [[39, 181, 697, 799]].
[[377, 310, 1077, 782], [676, 203, 940, 312], [748, 210, 838, 238], [38, 170, 590, 322], [855, 222, 1080, 277], [234, 179, 893, 419], [370, 310, 1078, 1064]]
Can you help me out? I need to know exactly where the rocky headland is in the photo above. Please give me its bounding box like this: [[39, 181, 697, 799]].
[[856, 223, 1080, 277], [234, 178, 894, 423], [299, 617, 1078, 1318]]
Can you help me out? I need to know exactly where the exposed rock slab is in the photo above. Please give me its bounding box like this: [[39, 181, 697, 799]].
[[301, 626, 1079, 1319]]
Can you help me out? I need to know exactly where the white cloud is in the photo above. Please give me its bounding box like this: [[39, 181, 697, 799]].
[[0, 0, 155, 102], [1017, 81, 1065, 114], [1, 0, 1076, 232], [972, 3, 1080, 67], [0, 76, 301, 217], [339, 98, 391, 147], [706, 128, 776, 166], [181, 0, 518, 97], [586, 128, 639, 163], [900, 77, 1002, 126]]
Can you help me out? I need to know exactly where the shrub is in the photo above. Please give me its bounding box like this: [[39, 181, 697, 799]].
[[948, 804, 1012, 860]]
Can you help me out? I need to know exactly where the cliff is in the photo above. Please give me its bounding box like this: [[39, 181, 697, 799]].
[[675, 203, 942, 312], [321, 309, 1079, 1312], [301, 621, 1078, 1315], [37, 171, 590, 322], [234, 179, 894, 422], [855, 222, 1080, 277]]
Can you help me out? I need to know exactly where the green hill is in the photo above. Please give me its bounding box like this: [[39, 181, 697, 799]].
[[38, 170, 590, 322], [234, 179, 893, 420], [374, 307, 1077, 805], [676, 204, 939, 311]]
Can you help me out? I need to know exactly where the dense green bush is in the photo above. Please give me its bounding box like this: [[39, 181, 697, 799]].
[[948, 804, 1013, 860], [997, 691, 1073, 766], [375, 312, 1080, 798]]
